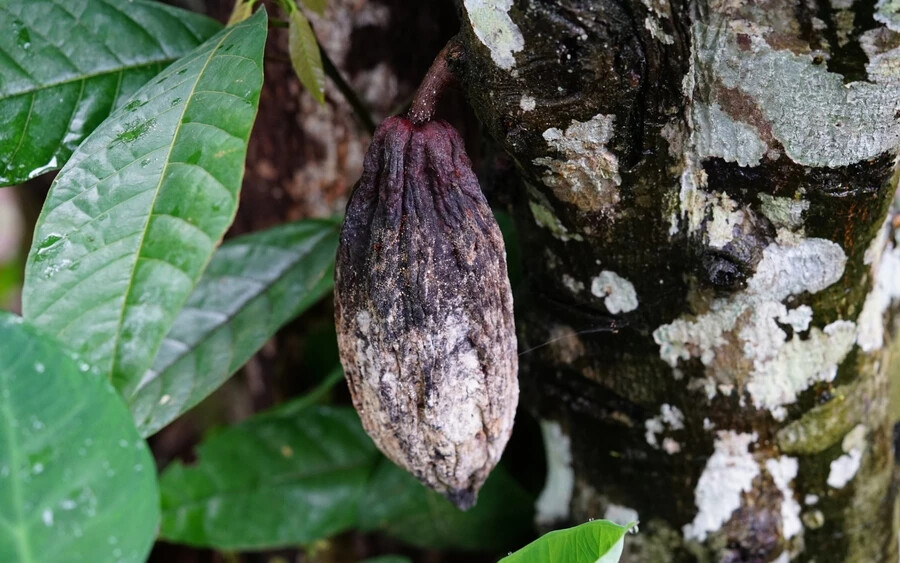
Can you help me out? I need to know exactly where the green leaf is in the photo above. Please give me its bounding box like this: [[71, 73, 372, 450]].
[[22, 9, 268, 397], [129, 218, 340, 437], [227, 0, 256, 25], [300, 0, 328, 15], [288, 9, 326, 105], [0, 0, 222, 186], [0, 313, 159, 563], [159, 405, 380, 549], [159, 402, 534, 551], [500, 520, 632, 563], [358, 459, 534, 551], [362, 557, 412, 563]]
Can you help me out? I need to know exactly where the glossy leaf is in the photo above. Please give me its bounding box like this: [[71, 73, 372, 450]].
[[22, 10, 268, 397], [358, 458, 534, 551], [0, 313, 159, 563], [160, 405, 380, 549], [288, 9, 325, 105], [0, 0, 222, 186], [160, 403, 534, 551], [500, 520, 632, 563], [129, 218, 340, 436]]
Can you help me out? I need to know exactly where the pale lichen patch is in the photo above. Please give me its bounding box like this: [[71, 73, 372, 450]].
[[641, 0, 674, 44], [519, 94, 536, 112], [677, 156, 710, 236], [463, 0, 524, 70], [644, 16, 674, 45], [684, 431, 759, 542], [744, 320, 856, 419], [707, 192, 744, 249], [692, 19, 900, 167], [561, 274, 584, 294], [533, 114, 622, 214], [645, 404, 685, 450], [663, 437, 682, 454], [857, 233, 900, 352], [591, 270, 639, 314], [764, 456, 802, 539], [694, 102, 768, 167], [758, 194, 809, 231], [827, 424, 867, 489], [654, 238, 850, 414], [777, 305, 813, 332], [828, 450, 863, 489], [535, 420, 575, 525], [527, 187, 584, 242], [875, 0, 900, 33]]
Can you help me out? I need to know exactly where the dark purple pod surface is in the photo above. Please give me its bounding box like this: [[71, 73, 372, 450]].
[[335, 116, 518, 509]]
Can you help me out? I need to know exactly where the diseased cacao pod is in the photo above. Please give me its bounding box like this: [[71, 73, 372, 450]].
[[335, 116, 518, 509]]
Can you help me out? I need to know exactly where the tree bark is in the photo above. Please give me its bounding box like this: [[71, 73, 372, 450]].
[[453, 1, 900, 561]]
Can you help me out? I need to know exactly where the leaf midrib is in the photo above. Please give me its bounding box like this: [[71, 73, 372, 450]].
[[106, 25, 240, 384]]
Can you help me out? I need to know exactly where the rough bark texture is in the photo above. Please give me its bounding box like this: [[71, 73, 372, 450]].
[[334, 116, 518, 509], [453, 0, 900, 561]]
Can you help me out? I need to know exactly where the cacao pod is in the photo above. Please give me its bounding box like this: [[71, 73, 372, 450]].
[[335, 116, 518, 509]]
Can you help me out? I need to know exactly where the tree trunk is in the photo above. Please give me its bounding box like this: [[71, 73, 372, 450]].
[[453, 1, 900, 561]]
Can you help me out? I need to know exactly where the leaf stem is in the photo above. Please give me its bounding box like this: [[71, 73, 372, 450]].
[[319, 44, 376, 134]]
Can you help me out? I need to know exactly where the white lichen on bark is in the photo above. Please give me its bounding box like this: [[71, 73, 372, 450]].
[[645, 403, 685, 451], [535, 420, 575, 525], [694, 102, 768, 167], [875, 0, 900, 33], [533, 114, 622, 214], [527, 184, 584, 242], [463, 0, 523, 70], [519, 94, 536, 112], [641, 0, 674, 45], [684, 431, 759, 541], [706, 192, 745, 248], [857, 222, 900, 352], [757, 194, 809, 232], [827, 424, 867, 489], [765, 456, 802, 540], [654, 239, 852, 418], [691, 17, 900, 167], [591, 270, 639, 314]]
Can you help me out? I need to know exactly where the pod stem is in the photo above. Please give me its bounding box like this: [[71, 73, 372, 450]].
[[407, 38, 463, 124]]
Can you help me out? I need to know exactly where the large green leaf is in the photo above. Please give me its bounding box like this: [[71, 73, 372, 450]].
[[0, 0, 222, 186], [160, 405, 380, 549], [129, 218, 340, 437], [500, 520, 632, 563], [159, 403, 534, 551], [0, 313, 159, 563], [22, 9, 268, 397], [357, 458, 534, 551]]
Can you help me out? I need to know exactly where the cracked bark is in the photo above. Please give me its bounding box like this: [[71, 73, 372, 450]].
[[452, 0, 900, 561]]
